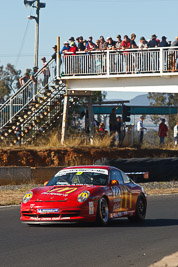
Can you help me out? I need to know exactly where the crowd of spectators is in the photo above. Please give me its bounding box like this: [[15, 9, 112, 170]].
[[60, 34, 178, 55], [59, 34, 178, 74]]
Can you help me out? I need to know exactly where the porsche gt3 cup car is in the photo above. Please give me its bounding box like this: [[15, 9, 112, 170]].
[[21, 166, 147, 225]]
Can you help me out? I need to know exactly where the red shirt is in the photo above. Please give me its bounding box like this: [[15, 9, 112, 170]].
[[69, 46, 77, 55], [121, 40, 130, 49], [158, 122, 168, 137], [86, 43, 95, 50]]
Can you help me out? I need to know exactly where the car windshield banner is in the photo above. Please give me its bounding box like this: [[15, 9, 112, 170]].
[[55, 168, 108, 177]]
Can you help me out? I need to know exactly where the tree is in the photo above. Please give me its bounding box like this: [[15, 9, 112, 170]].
[[147, 92, 178, 129], [0, 64, 21, 103]]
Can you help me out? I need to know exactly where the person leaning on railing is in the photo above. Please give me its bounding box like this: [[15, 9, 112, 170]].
[[61, 41, 70, 74], [138, 37, 148, 73], [170, 37, 178, 72], [68, 41, 77, 74], [121, 35, 131, 73], [77, 37, 85, 74], [85, 38, 96, 74], [130, 33, 138, 73], [99, 36, 107, 50], [147, 34, 159, 72], [106, 37, 116, 73]]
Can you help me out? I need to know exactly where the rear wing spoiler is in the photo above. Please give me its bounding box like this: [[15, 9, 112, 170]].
[[126, 172, 149, 181]]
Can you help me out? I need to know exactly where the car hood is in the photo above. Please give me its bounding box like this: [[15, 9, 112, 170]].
[[31, 185, 100, 202]]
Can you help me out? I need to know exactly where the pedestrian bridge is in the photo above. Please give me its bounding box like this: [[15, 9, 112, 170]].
[[59, 47, 178, 93]]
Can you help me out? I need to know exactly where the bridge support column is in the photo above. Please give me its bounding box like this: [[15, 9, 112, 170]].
[[88, 96, 94, 144], [61, 94, 68, 145]]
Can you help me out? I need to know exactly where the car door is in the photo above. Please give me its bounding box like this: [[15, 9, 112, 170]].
[[120, 171, 134, 211], [110, 169, 128, 213]]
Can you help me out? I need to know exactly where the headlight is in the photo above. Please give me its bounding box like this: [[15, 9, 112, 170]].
[[23, 191, 33, 203], [77, 191, 90, 203]]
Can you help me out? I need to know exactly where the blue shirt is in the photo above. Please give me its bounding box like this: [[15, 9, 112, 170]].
[[60, 45, 70, 54]]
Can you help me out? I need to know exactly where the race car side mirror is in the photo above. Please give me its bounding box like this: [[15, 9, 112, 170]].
[[111, 180, 119, 185], [44, 181, 49, 186]]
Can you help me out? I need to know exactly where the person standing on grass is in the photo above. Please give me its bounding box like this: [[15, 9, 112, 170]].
[[158, 118, 168, 147], [109, 108, 117, 146], [137, 116, 147, 145], [173, 121, 178, 146], [116, 116, 122, 147]]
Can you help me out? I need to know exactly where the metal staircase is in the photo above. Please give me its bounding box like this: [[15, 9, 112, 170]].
[[0, 59, 66, 145]]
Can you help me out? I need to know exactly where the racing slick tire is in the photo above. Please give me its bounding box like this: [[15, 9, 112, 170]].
[[128, 195, 146, 222], [96, 197, 109, 226]]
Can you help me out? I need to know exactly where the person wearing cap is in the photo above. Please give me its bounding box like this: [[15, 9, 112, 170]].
[[159, 36, 169, 48], [41, 57, 50, 88], [85, 38, 96, 52], [69, 37, 76, 47], [85, 36, 95, 51], [30, 66, 38, 98], [30, 66, 38, 84], [69, 41, 77, 54], [76, 37, 80, 47], [78, 36, 85, 51], [77, 37, 85, 74], [138, 36, 147, 49], [158, 118, 168, 147], [138, 37, 148, 72], [147, 34, 159, 72], [61, 41, 70, 54], [147, 34, 158, 48], [68, 42, 78, 74], [60, 41, 70, 75], [51, 45, 57, 61], [137, 116, 147, 146], [51, 45, 58, 77], [115, 35, 122, 49]]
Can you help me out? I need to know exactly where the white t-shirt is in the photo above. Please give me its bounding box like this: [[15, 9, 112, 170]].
[[174, 125, 178, 137]]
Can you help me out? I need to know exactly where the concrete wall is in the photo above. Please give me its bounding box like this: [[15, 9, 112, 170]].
[[0, 166, 64, 185], [0, 167, 31, 185]]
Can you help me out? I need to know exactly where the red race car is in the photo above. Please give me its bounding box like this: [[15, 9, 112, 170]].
[[21, 165, 147, 225]]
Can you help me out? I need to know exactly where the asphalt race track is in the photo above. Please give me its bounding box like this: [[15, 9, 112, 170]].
[[0, 195, 178, 267]]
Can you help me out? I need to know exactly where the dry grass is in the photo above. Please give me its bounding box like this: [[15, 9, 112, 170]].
[[0, 184, 42, 206], [24, 131, 114, 149]]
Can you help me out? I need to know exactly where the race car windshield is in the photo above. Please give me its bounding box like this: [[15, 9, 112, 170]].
[[47, 169, 108, 186]]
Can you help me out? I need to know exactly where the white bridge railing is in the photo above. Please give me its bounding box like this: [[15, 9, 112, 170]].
[[61, 47, 178, 76], [0, 59, 56, 129]]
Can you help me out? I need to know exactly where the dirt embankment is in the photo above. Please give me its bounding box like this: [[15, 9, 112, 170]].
[[0, 148, 178, 167]]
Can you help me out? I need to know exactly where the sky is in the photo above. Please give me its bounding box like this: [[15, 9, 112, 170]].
[[1, 0, 178, 100]]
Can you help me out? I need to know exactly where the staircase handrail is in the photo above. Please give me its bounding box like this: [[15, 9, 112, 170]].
[[0, 58, 54, 111]]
